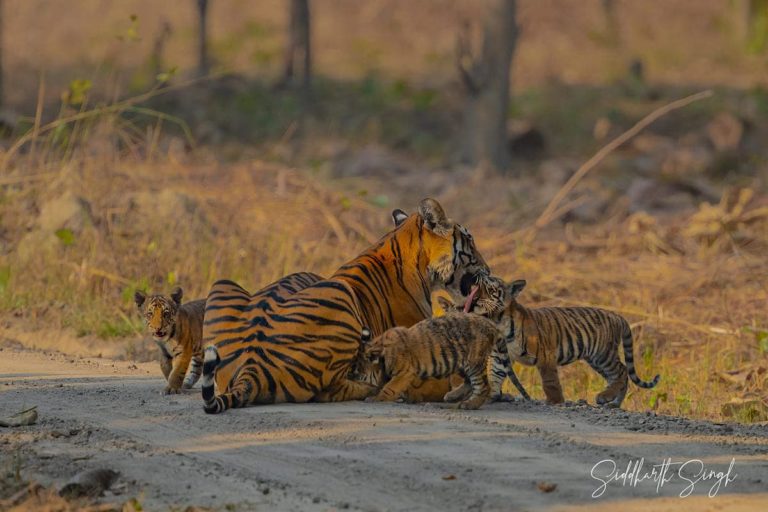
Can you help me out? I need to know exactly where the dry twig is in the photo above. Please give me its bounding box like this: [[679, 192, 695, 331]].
[[525, 90, 714, 241]]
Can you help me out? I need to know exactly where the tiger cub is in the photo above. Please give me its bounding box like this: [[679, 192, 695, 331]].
[[134, 287, 205, 394], [468, 276, 660, 407], [435, 296, 530, 402], [362, 310, 510, 410]]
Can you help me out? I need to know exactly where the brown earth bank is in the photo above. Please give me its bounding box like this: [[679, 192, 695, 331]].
[[1, 345, 766, 512]]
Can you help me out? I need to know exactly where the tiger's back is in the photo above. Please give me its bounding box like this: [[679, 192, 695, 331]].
[[525, 306, 628, 366]]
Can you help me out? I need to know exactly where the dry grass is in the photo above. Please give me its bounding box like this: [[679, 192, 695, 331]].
[[1, 44, 767, 423], [2, 124, 767, 422]]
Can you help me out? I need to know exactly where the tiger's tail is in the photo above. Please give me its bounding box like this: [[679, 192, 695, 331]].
[[621, 322, 660, 389], [506, 365, 531, 401], [201, 345, 223, 414]]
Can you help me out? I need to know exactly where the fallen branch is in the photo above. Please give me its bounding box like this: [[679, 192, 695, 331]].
[[525, 89, 714, 241]]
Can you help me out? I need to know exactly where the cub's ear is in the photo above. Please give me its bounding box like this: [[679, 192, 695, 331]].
[[508, 280, 527, 299], [418, 198, 451, 237], [170, 286, 183, 305], [436, 296, 457, 313], [391, 209, 408, 227], [361, 327, 372, 344], [134, 290, 147, 308]]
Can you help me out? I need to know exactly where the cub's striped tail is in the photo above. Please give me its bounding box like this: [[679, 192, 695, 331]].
[[202, 345, 223, 414], [621, 323, 660, 389]]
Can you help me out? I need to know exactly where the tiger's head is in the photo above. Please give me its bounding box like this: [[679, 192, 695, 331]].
[[467, 276, 534, 362], [463, 274, 509, 319], [134, 287, 184, 342], [352, 326, 398, 388], [392, 198, 490, 310]]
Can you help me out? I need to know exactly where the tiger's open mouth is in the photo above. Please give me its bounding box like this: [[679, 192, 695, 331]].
[[153, 330, 168, 339], [459, 273, 476, 297]]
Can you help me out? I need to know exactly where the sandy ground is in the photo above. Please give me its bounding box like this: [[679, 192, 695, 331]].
[[1, 345, 767, 512]]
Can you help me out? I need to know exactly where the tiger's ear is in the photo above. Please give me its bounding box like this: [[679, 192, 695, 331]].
[[134, 290, 147, 309], [391, 209, 408, 227], [436, 296, 456, 313], [508, 280, 527, 299], [418, 198, 451, 237], [170, 286, 183, 305], [361, 327, 372, 344]]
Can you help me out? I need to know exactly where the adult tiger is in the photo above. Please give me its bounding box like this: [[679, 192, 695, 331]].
[[201, 198, 488, 413]]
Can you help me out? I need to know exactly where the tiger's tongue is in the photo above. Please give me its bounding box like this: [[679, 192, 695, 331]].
[[463, 285, 479, 313]]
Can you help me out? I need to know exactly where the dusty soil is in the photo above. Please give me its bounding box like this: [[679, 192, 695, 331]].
[[1, 345, 767, 512]]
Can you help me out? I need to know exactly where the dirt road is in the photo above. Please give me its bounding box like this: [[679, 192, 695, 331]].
[[1, 346, 767, 511]]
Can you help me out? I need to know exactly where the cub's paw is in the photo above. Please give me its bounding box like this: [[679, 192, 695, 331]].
[[163, 386, 181, 395], [595, 392, 623, 408], [457, 399, 483, 410], [443, 391, 470, 403]]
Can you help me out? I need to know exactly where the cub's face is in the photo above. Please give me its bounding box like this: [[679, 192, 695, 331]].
[[134, 287, 183, 342], [466, 276, 531, 359], [464, 274, 507, 318], [354, 328, 408, 385]]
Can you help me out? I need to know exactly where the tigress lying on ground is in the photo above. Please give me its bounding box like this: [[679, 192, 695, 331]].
[[201, 198, 489, 413], [134, 287, 205, 394], [361, 302, 511, 410], [467, 276, 660, 407]]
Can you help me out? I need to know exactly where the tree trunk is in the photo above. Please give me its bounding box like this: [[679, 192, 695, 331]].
[[456, 0, 518, 172], [601, 0, 619, 43], [279, 0, 311, 93], [0, 0, 4, 108], [196, 0, 209, 77]]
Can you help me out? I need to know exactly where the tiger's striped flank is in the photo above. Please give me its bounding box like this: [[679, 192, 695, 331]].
[[475, 277, 660, 407], [201, 199, 489, 412]]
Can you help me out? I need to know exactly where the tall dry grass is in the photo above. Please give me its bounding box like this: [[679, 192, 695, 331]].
[[1, 87, 767, 423]]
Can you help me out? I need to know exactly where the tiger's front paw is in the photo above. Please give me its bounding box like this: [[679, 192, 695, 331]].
[[365, 392, 394, 403], [457, 396, 485, 410], [163, 385, 181, 395]]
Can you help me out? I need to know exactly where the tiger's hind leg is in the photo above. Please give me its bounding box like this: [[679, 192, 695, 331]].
[[203, 355, 261, 414], [457, 363, 490, 410], [488, 347, 508, 401], [316, 379, 378, 402], [489, 345, 531, 402], [589, 354, 628, 408], [203, 369, 262, 413], [537, 364, 565, 404], [443, 379, 472, 403]]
